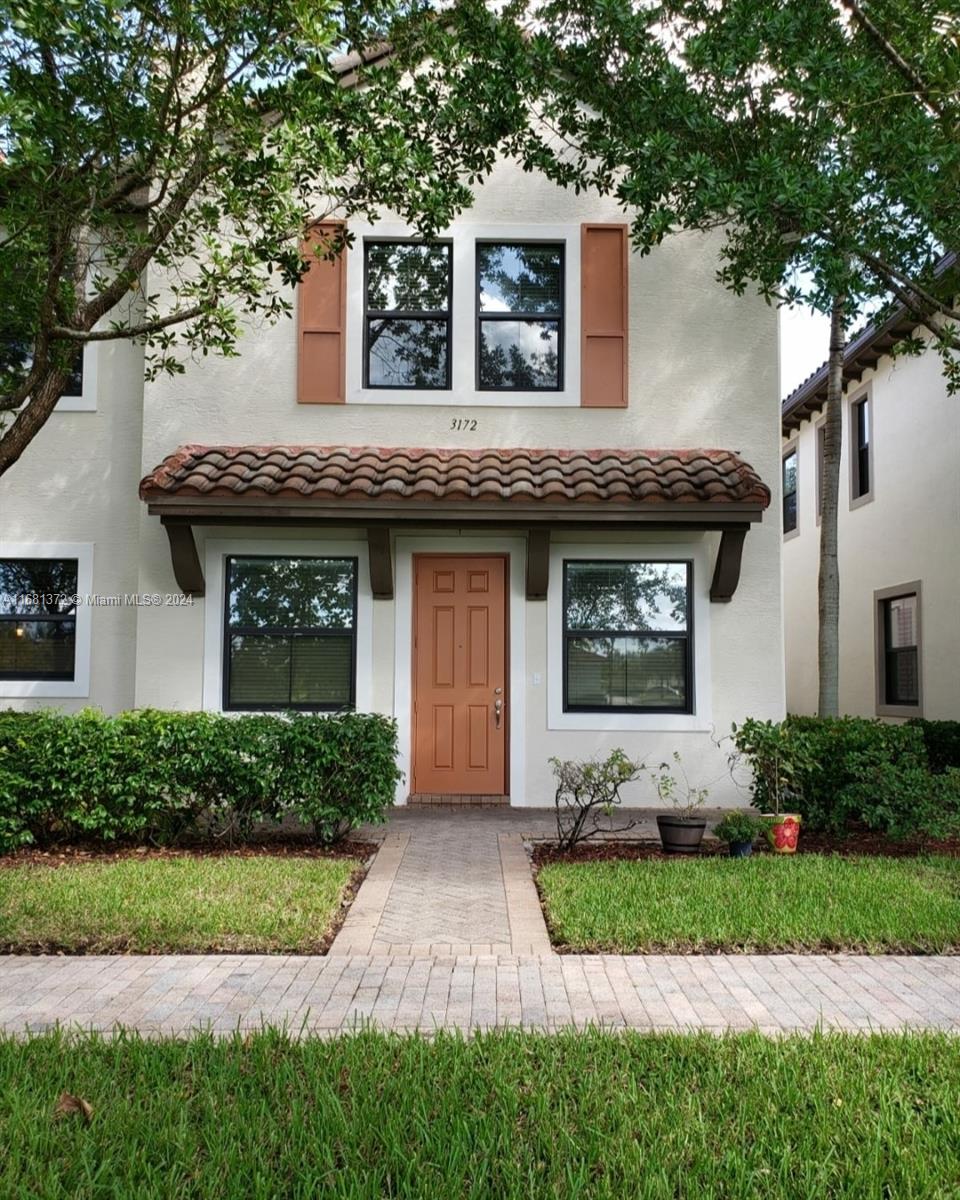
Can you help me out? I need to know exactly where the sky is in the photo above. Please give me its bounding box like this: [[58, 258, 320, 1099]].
[[779, 303, 832, 398]]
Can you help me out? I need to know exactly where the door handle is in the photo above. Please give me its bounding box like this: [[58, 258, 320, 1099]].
[[494, 698, 503, 729]]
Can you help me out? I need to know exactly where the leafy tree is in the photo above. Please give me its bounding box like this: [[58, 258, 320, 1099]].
[[468, 0, 960, 714], [0, 0, 526, 474]]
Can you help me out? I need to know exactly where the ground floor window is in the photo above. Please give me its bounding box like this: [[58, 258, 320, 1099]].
[[562, 559, 692, 713], [876, 585, 921, 713], [223, 555, 358, 711], [0, 557, 78, 681]]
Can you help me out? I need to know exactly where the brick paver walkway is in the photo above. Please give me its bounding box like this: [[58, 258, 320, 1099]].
[[4, 809, 959, 1037], [3, 953, 959, 1036], [329, 808, 562, 956]]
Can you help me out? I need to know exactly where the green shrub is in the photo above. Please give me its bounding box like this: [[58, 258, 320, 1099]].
[[908, 719, 960, 774], [0, 708, 400, 852], [733, 715, 957, 841], [784, 716, 929, 833], [712, 811, 761, 845]]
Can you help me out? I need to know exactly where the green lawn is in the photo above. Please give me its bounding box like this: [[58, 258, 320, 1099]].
[[0, 855, 359, 953], [2, 1028, 960, 1198], [537, 854, 960, 953]]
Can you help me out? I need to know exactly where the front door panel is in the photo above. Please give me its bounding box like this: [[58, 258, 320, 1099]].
[[413, 555, 507, 795]]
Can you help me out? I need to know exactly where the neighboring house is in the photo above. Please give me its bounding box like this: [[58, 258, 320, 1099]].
[[781, 302, 960, 720], [0, 160, 784, 806]]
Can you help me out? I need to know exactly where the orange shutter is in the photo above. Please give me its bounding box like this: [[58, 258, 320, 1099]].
[[298, 223, 346, 404], [580, 223, 629, 408]]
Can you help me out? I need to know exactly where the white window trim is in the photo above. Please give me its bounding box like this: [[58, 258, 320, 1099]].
[[202, 537, 373, 714], [0, 541, 93, 698], [346, 221, 581, 407], [547, 538, 713, 732], [392, 535, 527, 805], [54, 342, 98, 412]]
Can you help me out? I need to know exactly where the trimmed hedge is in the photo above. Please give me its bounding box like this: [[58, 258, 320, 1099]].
[[908, 719, 960, 774], [0, 708, 401, 852], [734, 715, 960, 840]]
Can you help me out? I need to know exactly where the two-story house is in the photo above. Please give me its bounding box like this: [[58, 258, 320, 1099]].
[[0, 151, 785, 806], [781, 296, 960, 720]]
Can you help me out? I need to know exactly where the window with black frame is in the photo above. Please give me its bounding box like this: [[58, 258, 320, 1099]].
[[477, 242, 563, 390], [852, 394, 872, 499], [881, 592, 919, 707], [364, 241, 451, 388], [0, 338, 83, 397], [223, 556, 357, 711], [782, 448, 798, 533], [563, 561, 692, 713], [0, 558, 78, 680]]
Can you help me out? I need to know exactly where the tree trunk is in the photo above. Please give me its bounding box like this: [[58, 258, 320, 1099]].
[[0, 367, 72, 478], [817, 293, 847, 716]]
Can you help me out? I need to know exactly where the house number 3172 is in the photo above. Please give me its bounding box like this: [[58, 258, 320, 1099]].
[[450, 418, 478, 431]]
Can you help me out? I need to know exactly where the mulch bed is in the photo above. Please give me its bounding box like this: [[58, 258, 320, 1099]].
[[531, 826, 960, 868], [0, 834, 378, 871]]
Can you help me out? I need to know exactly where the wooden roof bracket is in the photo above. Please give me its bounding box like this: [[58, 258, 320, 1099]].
[[160, 517, 205, 597], [154, 512, 758, 604], [709, 527, 748, 602], [367, 527, 394, 599], [526, 528, 550, 600]]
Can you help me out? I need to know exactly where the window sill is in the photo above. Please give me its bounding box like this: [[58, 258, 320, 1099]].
[[0, 679, 88, 699], [548, 711, 712, 733], [876, 702, 921, 719], [347, 390, 581, 408]]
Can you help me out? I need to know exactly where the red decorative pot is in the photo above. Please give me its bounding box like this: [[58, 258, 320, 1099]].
[[761, 813, 801, 854]]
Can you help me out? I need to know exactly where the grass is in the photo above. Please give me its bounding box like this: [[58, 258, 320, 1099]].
[[0, 855, 360, 953], [2, 1027, 960, 1198], [537, 854, 960, 953]]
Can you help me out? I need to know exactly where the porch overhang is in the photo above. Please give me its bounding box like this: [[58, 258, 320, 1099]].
[[141, 445, 771, 603]]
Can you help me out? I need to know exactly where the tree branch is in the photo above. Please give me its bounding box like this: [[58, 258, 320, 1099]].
[[50, 304, 210, 342], [839, 0, 947, 119]]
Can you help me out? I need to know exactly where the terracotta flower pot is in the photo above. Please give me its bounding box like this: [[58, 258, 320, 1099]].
[[761, 813, 801, 854]]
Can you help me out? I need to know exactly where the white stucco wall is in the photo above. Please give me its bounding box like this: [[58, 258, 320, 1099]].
[[782, 333, 960, 719], [0, 339, 145, 712], [0, 158, 783, 804], [130, 158, 783, 805]]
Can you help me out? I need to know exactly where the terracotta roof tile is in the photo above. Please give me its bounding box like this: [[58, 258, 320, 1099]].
[[139, 445, 771, 508]]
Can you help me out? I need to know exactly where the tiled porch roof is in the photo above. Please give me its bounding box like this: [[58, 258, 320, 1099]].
[[139, 445, 771, 508]]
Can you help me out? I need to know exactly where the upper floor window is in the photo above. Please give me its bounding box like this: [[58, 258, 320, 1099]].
[[1, 338, 83, 398], [562, 560, 692, 714], [363, 241, 451, 389], [0, 557, 78, 681], [851, 393, 872, 502], [782, 447, 798, 535], [477, 242, 564, 390], [223, 555, 357, 711]]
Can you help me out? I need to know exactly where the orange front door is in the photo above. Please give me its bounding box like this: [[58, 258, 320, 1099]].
[[412, 555, 508, 796]]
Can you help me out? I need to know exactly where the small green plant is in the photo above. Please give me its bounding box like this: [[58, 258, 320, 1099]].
[[550, 748, 645, 851], [713, 811, 761, 846], [650, 751, 709, 819]]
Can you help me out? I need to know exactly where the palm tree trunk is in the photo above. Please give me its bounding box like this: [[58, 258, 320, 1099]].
[[817, 293, 847, 716]]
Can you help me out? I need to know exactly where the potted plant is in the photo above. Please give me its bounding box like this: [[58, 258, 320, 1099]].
[[713, 811, 761, 858], [731, 720, 811, 855], [652, 752, 709, 854]]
